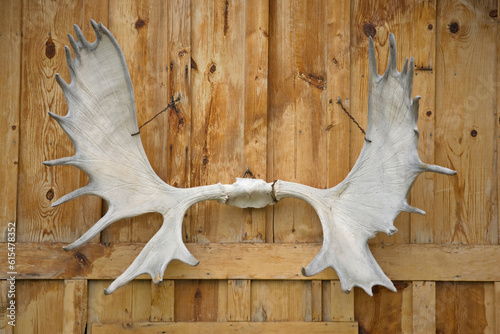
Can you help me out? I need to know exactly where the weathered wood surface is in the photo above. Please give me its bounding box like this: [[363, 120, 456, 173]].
[[3, 243, 500, 281], [412, 281, 436, 334], [63, 279, 88, 334], [268, 0, 326, 245], [434, 0, 498, 245], [355, 281, 412, 334], [436, 282, 495, 333], [0, 0, 21, 245], [2, 0, 499, 332], [18, 0, 105, 244]]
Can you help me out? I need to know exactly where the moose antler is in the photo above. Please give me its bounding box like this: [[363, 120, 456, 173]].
[[274, 35, 455, 295], [46, 22, 455, 295]]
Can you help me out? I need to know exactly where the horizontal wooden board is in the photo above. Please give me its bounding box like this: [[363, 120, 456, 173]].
[[92, 321, 358, 334], [4, 243, 500, 282]]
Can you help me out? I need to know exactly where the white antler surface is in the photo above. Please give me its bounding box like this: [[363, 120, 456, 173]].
[[46, 21, 455, 295]]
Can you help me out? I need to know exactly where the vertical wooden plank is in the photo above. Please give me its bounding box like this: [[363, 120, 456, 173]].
[[151, 280, 174, 322], [311, 280, 322, 322], [251, 281, 312, 322], [435, 0, 498, 245], [0, 0, 18, 322], [190, 0, 246, 243], [410, 0, 437, 244], [330, 281, 354, 322], [87, 280, 151, 331], [218, 280, 228, 322], [0, 281, 14, 334], [266, 0, 328, 321], [355, 282, 411, 334], [63, 279, 88, 334], [322, 280, 332, 322], [412, 281, 435, 334], [496, 0, 500, 326], [495, 282, 500, 334], [227, 280, 251, 321], [16, 280, 64, 334], [436, 282, 495, 333], [350, 0, 414, 245], [163, 0, 192, 245], [269, 0, 327, 244], [174, 280, 219, 322], [18, 0, 106, 243], [485, 283, 496, 333], [0, 0, 21, 243], [401, 280, 413, 334], [327, 0, 351, 188], [242, 0, 269, 243]]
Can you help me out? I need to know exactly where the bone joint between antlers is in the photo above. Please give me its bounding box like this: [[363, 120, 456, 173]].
[[45, 20, 456, 296]]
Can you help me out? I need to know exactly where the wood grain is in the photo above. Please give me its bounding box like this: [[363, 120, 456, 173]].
[[495, 282, 500, 334], [242, 0, 269, 243], [150, 280, 174, 322], [412, 281, 436, 334], [16, 280, 64, 334], [0, 0, 21, 243], [311, 280, 322, 321], [410, 0, 438, 244], [63, 279, 87, 334], [498, 0, 500, 249], [436, 282, 495, 333], [331, 280, 354, 322], [92, 321, 359, 334], [250, 281, 312, 321], [227, 279, 251, 321], [268, 0, 327, 244], [87, 280, 151, 333], [0, 281, 14, 334], [435, 0, 498, 244], [401, 280, 413, 333], [17, 1, 107, 333], [174, 280, 219, 321], [189, 0, 247, 243], [355, 281, 411, 334], [327, 0, 351, 188], [18, 0, 105, 243]]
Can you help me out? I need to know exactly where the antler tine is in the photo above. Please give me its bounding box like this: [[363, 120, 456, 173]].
[[386, 33, 398, 76], [423, 164, 457, 175], [73, 24, 87, 46], [67, 33, 79, 60], [62, 210, 120, 250], [402, 57, 409, 74], [63, 45, 77, 80], [368, 36, 380, 80]]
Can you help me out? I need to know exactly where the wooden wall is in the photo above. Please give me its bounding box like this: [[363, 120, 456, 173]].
[[1, 0, 499, 333]]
